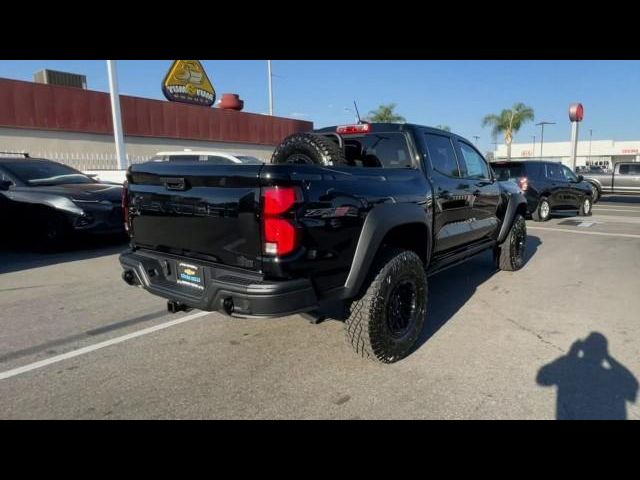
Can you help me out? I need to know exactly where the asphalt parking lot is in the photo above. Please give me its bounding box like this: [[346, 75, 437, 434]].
[[1, 196, 639, 420]]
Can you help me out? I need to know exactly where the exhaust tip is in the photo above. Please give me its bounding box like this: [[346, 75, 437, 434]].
[[122, 270, 137, 286], [222, 297, 234, 315]]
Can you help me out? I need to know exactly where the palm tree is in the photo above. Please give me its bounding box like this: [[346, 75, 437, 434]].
[[482, 103, 535, 160], [366, 103, 406, 123], [435, 124, 451, 132]]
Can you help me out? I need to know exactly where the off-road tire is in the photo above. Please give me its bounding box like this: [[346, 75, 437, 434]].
[[494, 214, 527, 271], [271, 133, 347, 166], [578, 195, 593, 216], [532, 197, 551, 222], [345, 248, 427, 364]]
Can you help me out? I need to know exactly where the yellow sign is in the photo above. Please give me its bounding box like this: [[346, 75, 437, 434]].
[[162, 60, 216, 107]]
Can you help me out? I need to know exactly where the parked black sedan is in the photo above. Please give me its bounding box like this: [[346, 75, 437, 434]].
[[0, 155, 124, 248], [491, 160, 595, 222]]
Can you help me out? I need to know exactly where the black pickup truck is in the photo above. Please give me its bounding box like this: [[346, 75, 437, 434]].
[[120, 123, 528, 363]]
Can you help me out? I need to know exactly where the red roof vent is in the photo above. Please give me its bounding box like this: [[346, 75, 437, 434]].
[[218, 93, 244, 111]]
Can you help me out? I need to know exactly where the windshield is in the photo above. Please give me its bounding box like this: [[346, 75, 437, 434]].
[[492, 163, 525, 181], [3, 161, 94, 186]]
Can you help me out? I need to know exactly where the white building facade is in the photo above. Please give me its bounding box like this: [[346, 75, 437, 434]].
[[494, 139, 640, 168]]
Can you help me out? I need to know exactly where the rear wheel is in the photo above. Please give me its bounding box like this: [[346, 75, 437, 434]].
[[494, 214, 527, 271], [271, 133, 346, 166], [532, 197, 551, 222], [345, 248, 427, 364]]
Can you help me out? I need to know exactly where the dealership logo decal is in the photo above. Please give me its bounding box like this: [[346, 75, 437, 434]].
[[162, 60, 216, 107]]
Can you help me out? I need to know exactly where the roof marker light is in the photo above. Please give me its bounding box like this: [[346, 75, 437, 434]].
[[336, 124, 371, 135]]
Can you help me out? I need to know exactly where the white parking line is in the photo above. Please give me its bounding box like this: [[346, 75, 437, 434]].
[[595, 205, 640, 210], [528, 226, 640, 239], [593, 208, 640, 213], [589, 214, 640, 224], [0, 310, 210, 381]]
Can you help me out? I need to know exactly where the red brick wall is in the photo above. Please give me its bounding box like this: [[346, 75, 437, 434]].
[[0, 78, 312, 146]]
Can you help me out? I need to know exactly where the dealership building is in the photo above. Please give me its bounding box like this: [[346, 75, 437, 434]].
[[0, 76, 312, 177], [495, 139, 640, 168]]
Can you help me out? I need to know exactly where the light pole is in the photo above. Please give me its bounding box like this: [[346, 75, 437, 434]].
[[536, 121, 556, 159], [106, 60, 127, 170], [532, 135, 536, 158], [267, 60, 274, 116], [588, 128, 593, 165], [491, 141, 499, 160]]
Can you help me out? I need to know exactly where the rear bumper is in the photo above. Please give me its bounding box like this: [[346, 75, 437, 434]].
[[119, 249, 318, 318]]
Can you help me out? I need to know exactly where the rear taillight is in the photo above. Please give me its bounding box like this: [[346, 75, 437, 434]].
[[517, 177, 528, 191], [262, 186, 300, 256], [122, 181, 130, 232]]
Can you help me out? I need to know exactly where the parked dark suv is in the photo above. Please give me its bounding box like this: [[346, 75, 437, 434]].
[[491, 160, 594, 222]]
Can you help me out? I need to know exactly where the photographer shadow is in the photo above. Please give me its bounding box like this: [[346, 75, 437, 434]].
[[536, 332, 638, 420]]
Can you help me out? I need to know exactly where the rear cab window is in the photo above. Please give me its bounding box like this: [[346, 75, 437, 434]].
[[343, 132, 413, 168]]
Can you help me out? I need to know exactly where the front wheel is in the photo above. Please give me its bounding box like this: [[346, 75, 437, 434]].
[[33, 211, 71, 251], [578, 196, 593, 217], [345, 248, 427, 364], [494, 214, 527, 271]]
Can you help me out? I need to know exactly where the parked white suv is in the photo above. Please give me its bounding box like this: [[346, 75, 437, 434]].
[[150, 150, 264, 165]]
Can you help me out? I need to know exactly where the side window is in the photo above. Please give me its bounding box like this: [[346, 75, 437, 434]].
[[619, 164, 630, 175], [167, 155, 200, 162], [424, 133, 460, 177], [203, 156, 233, 165], [545, 163, 564, 181], [561, 165, 578, 182], [458, 141, 490, 179], [343, 133, 412, 168], [629, 164, 640, 175]]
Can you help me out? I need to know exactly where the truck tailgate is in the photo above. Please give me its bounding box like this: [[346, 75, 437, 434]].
[[127, 162, 264, 271]]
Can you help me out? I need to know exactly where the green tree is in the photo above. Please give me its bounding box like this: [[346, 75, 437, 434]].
[[366, 103, 406, 123], [435, 124, 451, 132], [482, 103, 535, 160]]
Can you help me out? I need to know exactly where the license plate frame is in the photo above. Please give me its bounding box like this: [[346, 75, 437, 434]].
[[177, 262, 205, 290]]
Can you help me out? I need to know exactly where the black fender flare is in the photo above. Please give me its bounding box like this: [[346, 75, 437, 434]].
[[339, 203, 432, 300], [584, 179, 602, 195], [497, 192, 528, 244]]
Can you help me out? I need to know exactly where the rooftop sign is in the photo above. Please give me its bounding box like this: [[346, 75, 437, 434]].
[[162, 60, 216, 107]]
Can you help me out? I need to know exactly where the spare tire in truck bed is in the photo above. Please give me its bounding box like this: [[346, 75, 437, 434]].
[[271, 133, 347, 166]]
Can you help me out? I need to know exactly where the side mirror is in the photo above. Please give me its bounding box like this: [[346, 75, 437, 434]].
[[577, 174, 584, 183], [0, 180, 13, 191]]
